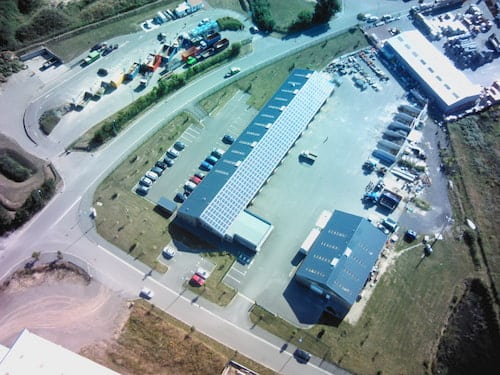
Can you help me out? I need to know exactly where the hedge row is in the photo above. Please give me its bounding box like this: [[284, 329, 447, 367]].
[[90, 42, 241, 148]]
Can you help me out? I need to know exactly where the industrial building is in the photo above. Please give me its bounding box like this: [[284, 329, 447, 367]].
[[0, 329, 119, 375], [176, 69, 335, 251], [384, 30, 481, 113], [295, 210, 387, 318]]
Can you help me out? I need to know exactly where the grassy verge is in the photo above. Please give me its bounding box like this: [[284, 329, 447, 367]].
[[200, 28, 367, 115], [250, 239, 473, 374], [82, 300, 277, 375], [47, 1, 177, 62], [445, 108, 500, 300], [186, 252, 237, 306], [93, 112, 197, 270]]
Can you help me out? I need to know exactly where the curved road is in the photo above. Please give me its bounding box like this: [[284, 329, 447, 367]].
[[0, 1, 418, 374]]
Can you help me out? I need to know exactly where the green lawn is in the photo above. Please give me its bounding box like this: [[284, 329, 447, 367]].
[[93, 112, 198, 270], [251, 239, 474, 374]]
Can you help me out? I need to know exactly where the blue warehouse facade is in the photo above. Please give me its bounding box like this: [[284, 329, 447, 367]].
[[176, 69, 335, 251], [295, 210, 387, 318]]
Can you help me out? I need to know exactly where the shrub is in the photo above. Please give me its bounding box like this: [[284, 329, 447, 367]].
[[39, 109, 61, 135], [0, 155, 33, 182], [217, 17, 243, 31]]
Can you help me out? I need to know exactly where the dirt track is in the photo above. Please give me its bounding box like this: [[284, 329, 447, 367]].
[[0, 269, 129, 352]]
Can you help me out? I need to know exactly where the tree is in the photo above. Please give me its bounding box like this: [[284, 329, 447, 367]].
[[312, 0, 341, 25], [289, 10, 313, 32]]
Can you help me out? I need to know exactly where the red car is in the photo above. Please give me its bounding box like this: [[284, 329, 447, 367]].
[[190, 274, 205, 287], [189, 175, 202, 185]]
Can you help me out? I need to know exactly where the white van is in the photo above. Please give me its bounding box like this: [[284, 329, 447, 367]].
[[184, 181, 197, 192]]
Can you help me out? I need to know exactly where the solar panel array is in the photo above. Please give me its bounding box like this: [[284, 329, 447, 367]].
[[199, 71, 335, 236]]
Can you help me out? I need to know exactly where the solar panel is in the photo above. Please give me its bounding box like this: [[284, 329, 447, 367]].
[[199, 71, 334, 236]]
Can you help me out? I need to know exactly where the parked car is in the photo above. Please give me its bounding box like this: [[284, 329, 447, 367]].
[[174, 141, 186, 151], [199, 161, 213, 171], [194, 172, 205, 180], [164, 157, 174, 167], [155, 160, 167, 170], [166, 148, 179, 158], [205, 155, 218, 166], [195, 267, 210, 279], [405, 229, 417, 242], [162, 246, 175, 259], [139, 176, 153, 187], [184, 181, 197, 192], [293, 349, 311, 364], [151, 166, 163, 176], [222, 134, 235, 144], [97, 68, 108, 76], [174, 192, 186, 203], [189, 175, 202, 185], [190, 274, 205, 286], [136, 185, 149, 196], [211, 148, 224, 158], [139, 287, 154, 299], [145, 171, 159, 182]]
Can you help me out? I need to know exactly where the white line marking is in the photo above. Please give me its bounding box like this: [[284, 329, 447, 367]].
[[50, 196, 82, 229]]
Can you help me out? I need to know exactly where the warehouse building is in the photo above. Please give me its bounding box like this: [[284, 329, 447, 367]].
[[295, 210, 387, 318], [176, 69, 335, 251], [0, 329, 119, 375], [384, 30, 481, 113]]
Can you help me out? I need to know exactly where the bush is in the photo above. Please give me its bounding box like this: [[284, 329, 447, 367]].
[[0, 155, 33, 182], [39, 109, 61, 135], [15, 7, 70, 42], [217, 17, 243, 31], [250, 0, 275, 32]]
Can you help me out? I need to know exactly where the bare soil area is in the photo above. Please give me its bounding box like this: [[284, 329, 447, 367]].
[[0, 265, 129, 352], [0, 133, 56, 211]]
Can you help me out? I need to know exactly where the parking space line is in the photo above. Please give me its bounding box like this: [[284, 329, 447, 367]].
[[231, 267, 247, 276], [224, 274, 241, 283]]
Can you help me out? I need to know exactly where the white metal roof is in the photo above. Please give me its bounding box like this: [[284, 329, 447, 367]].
[[0, 329, 119, 375], [386, 30, 480, 109]]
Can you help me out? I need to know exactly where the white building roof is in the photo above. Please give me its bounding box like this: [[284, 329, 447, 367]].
[[0, 329, 119, 375], [386, 30, 480, 110]]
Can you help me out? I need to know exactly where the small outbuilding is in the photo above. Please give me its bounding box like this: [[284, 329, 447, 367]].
[[156, 196, 178, 216]]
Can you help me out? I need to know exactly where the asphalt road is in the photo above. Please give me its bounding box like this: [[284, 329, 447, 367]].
[[0, 1, 420, 374]]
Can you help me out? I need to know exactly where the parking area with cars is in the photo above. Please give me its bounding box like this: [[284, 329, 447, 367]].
[[145, 92, 258, 204]]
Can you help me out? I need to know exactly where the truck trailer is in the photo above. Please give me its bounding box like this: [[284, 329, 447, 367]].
[[83, 51, 100, 65], [125, 62, 140, 81], [181, 46, 201, 61]]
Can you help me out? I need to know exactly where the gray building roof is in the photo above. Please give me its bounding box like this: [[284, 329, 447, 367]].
[[178, 69, 335, 239], [295, 210, 387, 306]]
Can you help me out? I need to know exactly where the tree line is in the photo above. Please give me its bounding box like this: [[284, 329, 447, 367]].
[[249, 0, 341, 33]]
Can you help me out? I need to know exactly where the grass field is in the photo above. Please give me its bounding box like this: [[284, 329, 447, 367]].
[[93, 112, 197, 271], [82, 300, 276, 375], [269, 0, 315, 31], [48, 1, 177, 62], [251, 239, 474, 374]]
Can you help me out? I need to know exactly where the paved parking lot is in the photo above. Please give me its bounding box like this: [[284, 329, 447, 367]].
[[146, 91, 258, 203], [217, 56, 410, 324]]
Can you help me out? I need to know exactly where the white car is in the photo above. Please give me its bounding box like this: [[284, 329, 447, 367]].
[[139, 287, 154, 299], [162, 246, 175, 259], [195, 267, 210, 279], [145, 171, 159, 182]]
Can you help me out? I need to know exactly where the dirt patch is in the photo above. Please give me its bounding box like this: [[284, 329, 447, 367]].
[[82, 301, 275, 375], [0, 133, 56, 211], [432, 278, 500, 374], [0, 263, 129, 352]]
